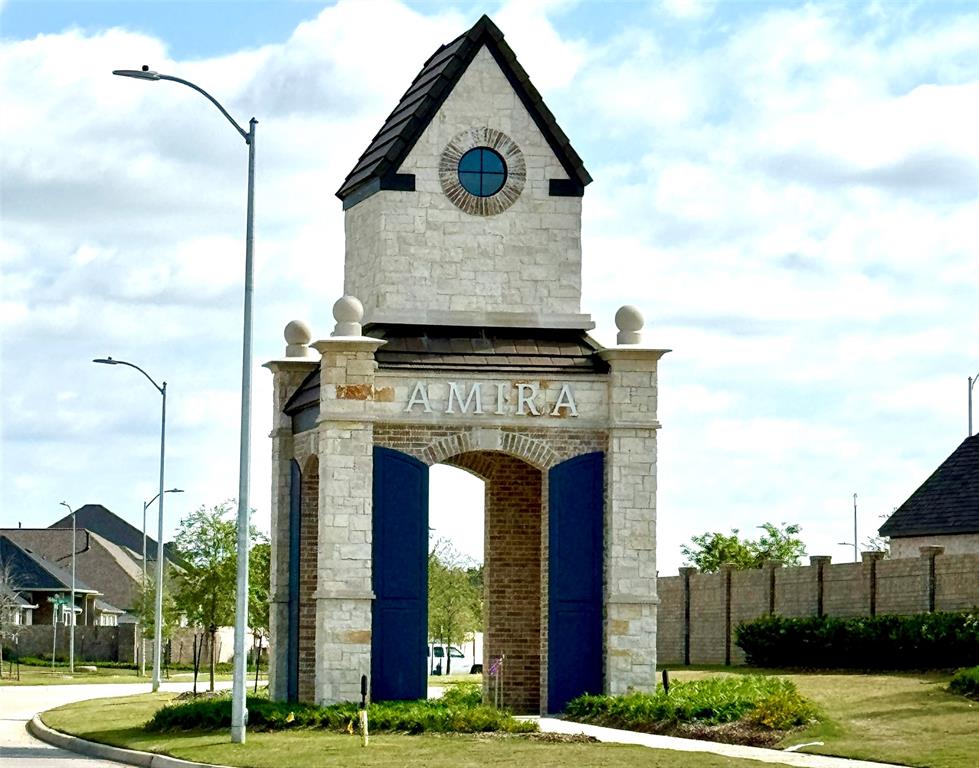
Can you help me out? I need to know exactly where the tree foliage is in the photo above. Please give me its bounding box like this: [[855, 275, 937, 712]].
[[681, 522, 806, 573], [172, 501, 267, 690], [427, 540, 482, 674]]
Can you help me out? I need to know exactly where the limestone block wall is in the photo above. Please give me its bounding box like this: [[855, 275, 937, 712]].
[[657, 550, 979, 666], [344, 46, 584, 322], [891, 533, 979, 559]]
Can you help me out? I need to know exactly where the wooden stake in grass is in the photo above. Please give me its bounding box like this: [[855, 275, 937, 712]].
[[359, 674, 369, 747]]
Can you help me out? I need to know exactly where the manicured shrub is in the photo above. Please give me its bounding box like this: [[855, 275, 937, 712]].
[[949, 666, 979, 698], [146, 687, 536, 735], [735, 611, 979, 669], [564, 675, 815, 732]]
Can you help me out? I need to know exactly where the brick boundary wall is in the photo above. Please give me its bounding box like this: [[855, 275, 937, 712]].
[[657, 548, 979, 666], [5, 624, 138, 663]]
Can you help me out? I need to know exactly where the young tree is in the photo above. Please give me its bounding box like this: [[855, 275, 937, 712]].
[[428, 540, 481, 674], [0, 554, 24, 671], [131, 573, 180, 674], [173, 501, 267, 692], [681, 522, 806, 573], [248, 541, 271, 690]]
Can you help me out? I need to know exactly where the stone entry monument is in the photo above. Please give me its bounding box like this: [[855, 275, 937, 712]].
[[265, 15, 668, 715]]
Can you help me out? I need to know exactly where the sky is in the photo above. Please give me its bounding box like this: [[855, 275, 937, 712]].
[[1, 0, 976, 576]]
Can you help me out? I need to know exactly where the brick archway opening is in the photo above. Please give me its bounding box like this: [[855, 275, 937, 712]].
[[444, 450, 545, 714]]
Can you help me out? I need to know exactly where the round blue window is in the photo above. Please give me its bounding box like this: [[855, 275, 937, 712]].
[[458, 147, 507, 197]]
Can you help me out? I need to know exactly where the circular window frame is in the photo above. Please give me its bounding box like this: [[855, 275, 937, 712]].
[[439, 127, 526, 216], [457, 147, 508, 198]]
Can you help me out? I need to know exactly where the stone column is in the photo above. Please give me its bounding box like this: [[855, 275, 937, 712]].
[[919, 545, 944, 612], [263, 329, 318, 702], [762, 560, 782, 616], [599, 347, 669, 695], [311, 335, 386, 705], [810, 556, 832, 617], [678, 566, 697, 665], [861, 550, 885, 616]]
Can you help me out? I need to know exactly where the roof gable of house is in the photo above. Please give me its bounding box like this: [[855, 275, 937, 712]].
[[879, 434, 979, 538], [0, 535, 98, 593], [336, 14, 590, 206]]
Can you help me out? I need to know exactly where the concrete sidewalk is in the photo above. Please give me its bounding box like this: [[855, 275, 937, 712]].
[[538, 718, 904, 768]]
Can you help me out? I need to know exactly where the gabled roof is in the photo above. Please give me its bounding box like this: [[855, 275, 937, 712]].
[[0, 535, 98, 593], [879, 435, 979, 538], [336, 14, 591, 206], [49, 503, 176, 562]]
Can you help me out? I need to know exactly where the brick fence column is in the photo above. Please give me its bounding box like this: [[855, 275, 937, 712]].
[[810, 556, 832, 617], [720, 564, 734, 665], [919, 545, 944, 613], [762, 560, 782, 616], [861, 550, 885, 617], [678, 566, 697, 665]]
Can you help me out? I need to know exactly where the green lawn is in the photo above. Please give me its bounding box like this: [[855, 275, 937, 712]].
[[41, 693, 766, 768], [669, 668, 978, 768]]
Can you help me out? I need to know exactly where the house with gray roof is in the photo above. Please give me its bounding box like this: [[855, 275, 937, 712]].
[[879, 434, 979, 558]]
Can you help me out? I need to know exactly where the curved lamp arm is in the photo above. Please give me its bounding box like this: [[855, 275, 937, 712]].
[[113, 68, 250, 144], [93, 356, 165, 395]]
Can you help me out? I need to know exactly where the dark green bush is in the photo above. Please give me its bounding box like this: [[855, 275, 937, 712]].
[[565, 676, 815, 731], [146, 687, 535, 735], [735, 611, 979, 669], [949, 666, 979, 698]]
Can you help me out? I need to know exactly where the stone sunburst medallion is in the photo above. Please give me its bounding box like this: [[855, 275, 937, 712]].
[[439, 127, 526, 216]]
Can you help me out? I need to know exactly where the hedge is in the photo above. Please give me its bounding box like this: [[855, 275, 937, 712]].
[[735, 611, 979, 669]]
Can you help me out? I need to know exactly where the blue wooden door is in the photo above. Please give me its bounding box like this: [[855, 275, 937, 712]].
[[372, 447, 429, 701], [548, 451, 604, 713], [286, 459, 301, 702]]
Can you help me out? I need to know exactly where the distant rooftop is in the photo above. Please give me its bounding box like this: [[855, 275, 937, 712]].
[[879, 435, 979, 538]]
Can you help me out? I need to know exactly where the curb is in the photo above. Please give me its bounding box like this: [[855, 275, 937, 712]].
[[28, 715, 233, 768]]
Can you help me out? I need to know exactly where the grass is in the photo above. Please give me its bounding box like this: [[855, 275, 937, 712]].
[[42, 693, 762, 768], [668, 667, 978, 768], [0, 663, 261, 686]]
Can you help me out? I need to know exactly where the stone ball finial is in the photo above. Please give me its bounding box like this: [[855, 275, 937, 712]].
[[615, 305, 644, 345], [284, 320, 311, 357], [332, 295, 364, 337]]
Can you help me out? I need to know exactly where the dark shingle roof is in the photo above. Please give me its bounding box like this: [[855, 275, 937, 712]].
[[336, 14, 591, 206], [879, 435, 979, 538], [367, 325, 608, 373], [0, 535, 98, 593], [49, 504, 177, 562]]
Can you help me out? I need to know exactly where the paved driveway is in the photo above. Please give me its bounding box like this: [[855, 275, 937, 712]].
[[0, 681, 230, 768]]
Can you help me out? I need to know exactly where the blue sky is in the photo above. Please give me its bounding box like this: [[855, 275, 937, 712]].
[[1, 0, 976, 574]]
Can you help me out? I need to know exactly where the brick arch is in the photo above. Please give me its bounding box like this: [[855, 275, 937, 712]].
[[422, 428, 559, 469]]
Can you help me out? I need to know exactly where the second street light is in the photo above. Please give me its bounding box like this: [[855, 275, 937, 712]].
[[112, 64, 256, 744], [58, 501, 76, 674], [93, 356, 168, 692], [140, 487, 183, 677]]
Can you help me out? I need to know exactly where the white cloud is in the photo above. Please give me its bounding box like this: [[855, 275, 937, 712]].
[[2, 1, 976, 579]]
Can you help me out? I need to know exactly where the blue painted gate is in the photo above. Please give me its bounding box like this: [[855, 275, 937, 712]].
[[548, 451, 604, 713], [371, 447, 429, 701]]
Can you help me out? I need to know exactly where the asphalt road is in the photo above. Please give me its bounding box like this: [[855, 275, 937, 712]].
[[0, 681, 229, 768]]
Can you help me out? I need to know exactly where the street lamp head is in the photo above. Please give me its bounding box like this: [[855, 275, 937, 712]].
[[168, 488, 185, 494], [113, 67, 161, 81], [60, 501, 72, 512], [92, 357, 118, 365]]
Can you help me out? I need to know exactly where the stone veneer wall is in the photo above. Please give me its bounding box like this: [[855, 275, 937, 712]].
[[344, 46, 584, 322], [657, 551, 979, 665]]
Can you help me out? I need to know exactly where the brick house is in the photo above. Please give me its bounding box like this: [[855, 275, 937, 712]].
[[879, 434, 979, 558], [265, 15, 666, 714]]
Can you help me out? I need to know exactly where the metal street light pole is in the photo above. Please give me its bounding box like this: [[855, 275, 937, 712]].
[[837, 493, 858, 563], [59, 502, 76, 673], [969, 373, 978, 437], [93, 357, 167, 691], [112, 66, 256, 744], [139, 488, 183, 677]]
